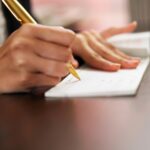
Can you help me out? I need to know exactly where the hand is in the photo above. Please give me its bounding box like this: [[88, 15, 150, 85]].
[[72, 22, 140, 71], [0, 24, 76, 93]]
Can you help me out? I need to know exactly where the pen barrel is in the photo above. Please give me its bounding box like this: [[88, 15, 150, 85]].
[[2, 0, 37, 24]]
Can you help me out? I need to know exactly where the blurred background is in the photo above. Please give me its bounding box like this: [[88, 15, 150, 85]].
[[0, 0, 150, 43], [32, 0, 129, 31]]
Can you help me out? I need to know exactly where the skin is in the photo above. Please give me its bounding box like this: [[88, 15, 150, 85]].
[[72, 22, 140, 71], [0, 22, 140, 93]]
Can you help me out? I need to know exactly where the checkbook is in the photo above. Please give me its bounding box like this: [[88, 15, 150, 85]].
[[45, 32, 150, 98]]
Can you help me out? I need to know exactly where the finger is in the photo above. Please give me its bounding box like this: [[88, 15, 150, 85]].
[[83, 48, 121, 71], [91, 30, 141, 61], [27, 38, 73, 63], [83, 32, 140, 69], [22, 73, 61, 88], [21, 24, 75, 46], [76, 35, 121, 71], [70, 54, 79, 68], [29, 39, 79, 69], [18, 52, 69, 78], [101, 21, 137, 39], [104, 42, 141, 62]]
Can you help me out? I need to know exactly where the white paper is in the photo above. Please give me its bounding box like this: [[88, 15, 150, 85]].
[[45, 32, 150, 98], [109, 32, 150, 57]]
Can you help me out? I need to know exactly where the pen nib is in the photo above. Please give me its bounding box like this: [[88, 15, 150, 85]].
[[67, 63, 81, 80]]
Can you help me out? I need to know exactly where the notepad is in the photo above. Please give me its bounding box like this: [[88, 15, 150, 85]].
[[45, 32, 150, 98]]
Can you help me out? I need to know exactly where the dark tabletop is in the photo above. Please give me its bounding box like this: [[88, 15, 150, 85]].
[[0, 66, 150, 150]]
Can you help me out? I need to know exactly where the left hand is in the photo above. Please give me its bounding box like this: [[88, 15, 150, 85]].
[[71, 22, 140, 72]]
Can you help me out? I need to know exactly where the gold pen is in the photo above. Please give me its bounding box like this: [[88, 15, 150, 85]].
[[2, 0, 80, 80]]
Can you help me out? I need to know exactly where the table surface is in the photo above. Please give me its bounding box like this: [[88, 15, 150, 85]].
[[0, 66, 150, 150]]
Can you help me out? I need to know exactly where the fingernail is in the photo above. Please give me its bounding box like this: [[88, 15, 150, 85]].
[[122, 60, 140, 69], [130, 59, 140, 66], [112, 63, 121, 71]]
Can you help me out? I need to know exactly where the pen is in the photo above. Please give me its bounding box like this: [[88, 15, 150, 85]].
[[2, 0, 80, 80]]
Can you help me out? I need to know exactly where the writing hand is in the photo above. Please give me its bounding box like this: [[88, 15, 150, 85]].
[[0, 24, 75, 93]]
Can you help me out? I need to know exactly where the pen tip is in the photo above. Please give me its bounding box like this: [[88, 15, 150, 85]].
[[76, 76, 81, 80], [66, 63, 81, 80], [73, 71, 81, 80]]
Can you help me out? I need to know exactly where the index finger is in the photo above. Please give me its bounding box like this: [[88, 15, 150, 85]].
[[21, 24, 76, 46], [101, 21, 137, 39]]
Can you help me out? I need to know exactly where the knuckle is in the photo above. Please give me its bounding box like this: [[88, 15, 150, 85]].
[[65, 30, 76, 43], [88, 52, 100, 62], [76, 34, 86, 45], [20, 24, 33, 35], [77, 34, 86, 41], [10, 49, 27, 68], [66, 30, 76, 39], [100, 48, 109, 56], [9, 38, 25, 50], [16, 57, 27, 68], [8, 38, 30, 68]]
